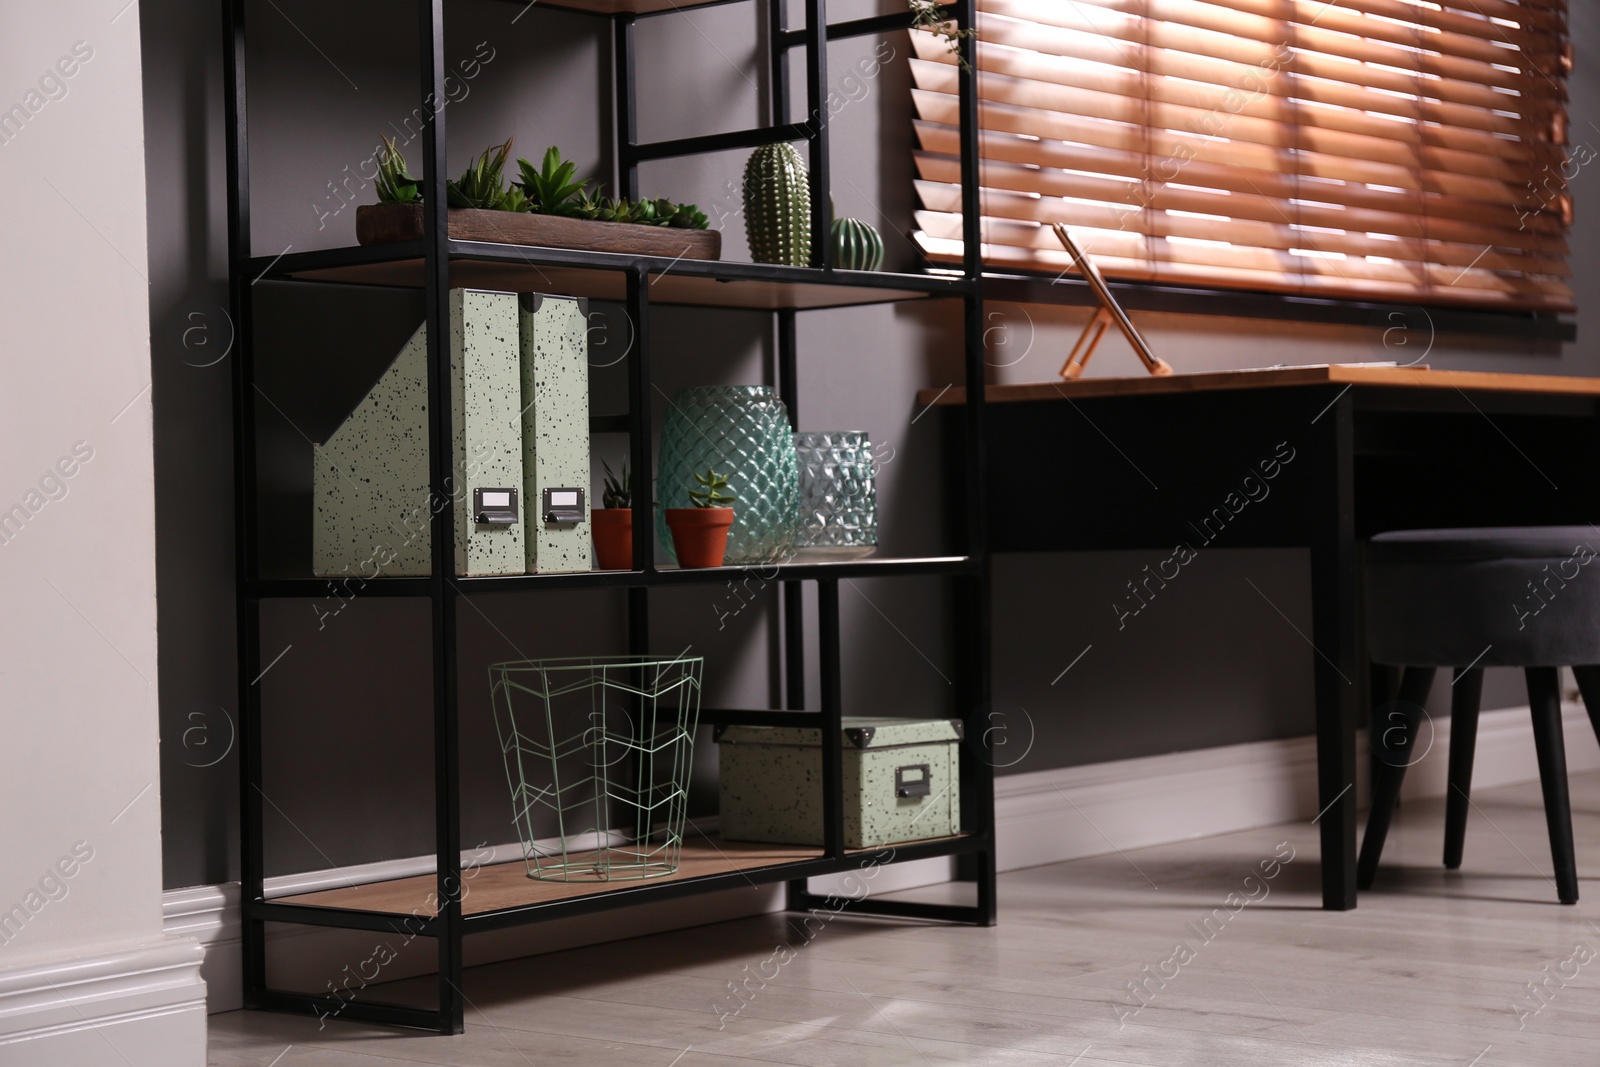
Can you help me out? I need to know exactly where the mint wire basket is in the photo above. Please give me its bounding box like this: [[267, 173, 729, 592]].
[[489, 654, 704, 882]]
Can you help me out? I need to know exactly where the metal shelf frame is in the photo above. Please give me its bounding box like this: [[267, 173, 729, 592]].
[[223, 0, 993, 1035]]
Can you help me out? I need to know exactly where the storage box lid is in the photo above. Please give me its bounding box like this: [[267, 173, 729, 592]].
[[716, 716, 963, 750]]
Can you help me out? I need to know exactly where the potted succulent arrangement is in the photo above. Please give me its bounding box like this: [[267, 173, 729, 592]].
[[665, 468, 735, 569], [357, 138, 720, 260], [592, 458, 634, 571]]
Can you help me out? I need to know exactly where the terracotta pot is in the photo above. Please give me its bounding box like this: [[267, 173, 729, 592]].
[[665, 508, 734, 569], [591, 508, 633, 570]]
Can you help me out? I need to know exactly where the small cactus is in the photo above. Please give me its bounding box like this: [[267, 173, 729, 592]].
[[375, 136, 422, 205], [601, 458, 631, 509], [743, 143, 812, 266], [446, 139, 528, 212], [831, 216, 884, 271]]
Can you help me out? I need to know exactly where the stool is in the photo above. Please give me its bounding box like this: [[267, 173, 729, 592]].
[[1360, 526, 1600, 905]]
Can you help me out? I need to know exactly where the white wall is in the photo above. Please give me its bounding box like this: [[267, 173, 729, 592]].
[[0, 3, 204, 1062]]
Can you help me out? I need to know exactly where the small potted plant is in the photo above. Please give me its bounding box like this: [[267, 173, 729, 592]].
[[592, 459, 633, 570], [666, 468, 735, 569]]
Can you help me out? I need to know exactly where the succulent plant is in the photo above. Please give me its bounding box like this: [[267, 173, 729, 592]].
[[687, 468, 735, 509], [571, 189, 605, 221], [632, 198, 661, 225], [743, 143, 812, 266], [446, 139, 527, 211], [515, 146, 592, 217], [599, 197, 636, 224], [375, 136, 422, 205], [831, 216, 885, 271], [499, 185, 530, 213], [601, 458, 632, 509], [645, 198, 711, 230], [669, 202, 709, 230]]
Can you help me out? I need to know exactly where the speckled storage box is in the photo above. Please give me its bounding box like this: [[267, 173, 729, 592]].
[[312, 288, 527, 578], [518, 294, 591, 573], [717, 717, 962, 848]]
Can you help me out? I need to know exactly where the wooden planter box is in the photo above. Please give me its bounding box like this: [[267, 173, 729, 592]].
[[356, 203, 721, 260]]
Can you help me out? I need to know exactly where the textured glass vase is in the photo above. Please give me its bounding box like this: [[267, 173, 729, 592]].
[[793, 431, 878, 561], [656, 387, 800, 565]]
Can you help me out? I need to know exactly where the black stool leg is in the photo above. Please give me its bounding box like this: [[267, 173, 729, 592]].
[[1359, 666, 1436, 890], [1369, 664, 1403, 799], [1443, 667, 1483, 870], [1572, 665, 1600, 748], [1526, 667, 1578, 905]]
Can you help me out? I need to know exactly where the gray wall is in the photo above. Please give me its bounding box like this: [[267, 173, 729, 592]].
[[142, 0, 1600, 889]]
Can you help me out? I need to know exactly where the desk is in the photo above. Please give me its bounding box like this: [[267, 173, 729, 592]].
[[924, 366, 1600, 910]]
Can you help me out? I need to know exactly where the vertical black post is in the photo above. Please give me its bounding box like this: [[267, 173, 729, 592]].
[[615, 17, 640, 202], [1308, 388, 1360, 911], [802, 0, 830, 267], [770, 0, 791, 122], [954, 0, 995, 924], [818, 579, 844, 857], [774, 0, 806, 908], [222, 0, 267, 1003], [626, 269, 653, 574], [954, 0, 982, 281], [417, 0, 463, 1034], [777, 311, 805, 709]]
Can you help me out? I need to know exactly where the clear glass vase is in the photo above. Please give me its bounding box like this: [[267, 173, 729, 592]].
[[656, 386, 800, 565], [793, 431, 878, 561]]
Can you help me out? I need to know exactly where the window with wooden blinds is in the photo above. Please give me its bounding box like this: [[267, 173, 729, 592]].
[[909, 0, 1575, 312]]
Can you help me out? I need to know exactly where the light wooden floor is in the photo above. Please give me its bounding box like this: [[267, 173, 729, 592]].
[[210, 771, 1600, 1066]]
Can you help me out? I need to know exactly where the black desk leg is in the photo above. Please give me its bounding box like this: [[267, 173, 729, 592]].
[[1307, 389, 1362, 910]]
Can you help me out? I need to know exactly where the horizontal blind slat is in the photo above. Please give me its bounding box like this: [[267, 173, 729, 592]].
[[921, 22, 1555, 140], [981, 0, 1566, 93], [915, 152, 1568, 254], [911, 65, 1562, 179], [917, 233, 1574, 309], [913, 182, 1570, 274], [912, 117, 1560, 229]]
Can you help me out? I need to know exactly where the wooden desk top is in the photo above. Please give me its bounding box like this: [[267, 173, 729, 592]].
[[918, 365, 1600, 405]]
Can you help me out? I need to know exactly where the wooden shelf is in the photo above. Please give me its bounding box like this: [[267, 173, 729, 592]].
[[276, 838, 817, 917], [258, 242, 967, 310], [273, 834, 974, 921], [919, 365, 1600, 406], [245, 556, 973, 600], [259, 832, 978, 934], [283, 258, 942, 311]]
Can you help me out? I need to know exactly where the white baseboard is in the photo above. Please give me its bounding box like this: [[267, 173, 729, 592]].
[[163, 884, 241, 1013], [992, 700, 1599, 873], [995, 734, 1322, 873], [172, 701, 1600, 1014], [1396, 699, 1600, 801], [0, 937, 207, 1066]]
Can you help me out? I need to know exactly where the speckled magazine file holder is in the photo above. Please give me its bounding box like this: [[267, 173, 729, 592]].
[[518, 294, 592, 574], [312, 288, 528, 578]]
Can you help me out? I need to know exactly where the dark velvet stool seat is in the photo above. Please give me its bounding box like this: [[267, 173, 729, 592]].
[[1362, 526, 1600, 904]]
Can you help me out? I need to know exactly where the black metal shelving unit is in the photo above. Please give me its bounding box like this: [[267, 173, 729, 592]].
[[223, 0, 991, 1035]]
